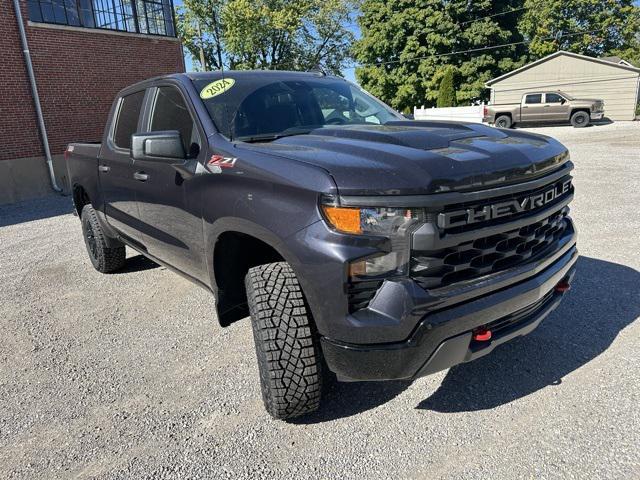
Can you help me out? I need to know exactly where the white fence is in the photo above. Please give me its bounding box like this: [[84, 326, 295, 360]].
[[413, 104, 485, 123]]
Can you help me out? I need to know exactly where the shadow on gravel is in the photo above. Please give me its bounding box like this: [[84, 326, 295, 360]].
[[417, 256, 639, 413], [289, 379, 411, 424], [116, 255, 160, 274], [0, 194, 72, 228], [291, 256, 638, 423]]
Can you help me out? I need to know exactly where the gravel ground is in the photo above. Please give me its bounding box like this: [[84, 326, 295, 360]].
[[1, 121, 639, 479]]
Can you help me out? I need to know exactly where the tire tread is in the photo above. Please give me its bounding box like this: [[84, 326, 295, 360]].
[[245, 262, 323, 419]]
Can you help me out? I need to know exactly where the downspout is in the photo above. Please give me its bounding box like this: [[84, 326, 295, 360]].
[[12, 0, 62, 193]]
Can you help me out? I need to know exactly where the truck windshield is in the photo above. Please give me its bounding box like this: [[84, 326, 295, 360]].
[[557, 91, 574, 100], [191, 75, 403, 141]]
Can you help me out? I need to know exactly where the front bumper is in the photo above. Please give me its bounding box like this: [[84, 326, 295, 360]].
[[591, 111, 605, 120], [321, 245, 577, 381]]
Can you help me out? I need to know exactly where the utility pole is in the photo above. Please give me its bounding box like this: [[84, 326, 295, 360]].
[[197, 21, 207, 71]]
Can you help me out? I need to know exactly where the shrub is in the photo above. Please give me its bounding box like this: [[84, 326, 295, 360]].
[[437, 68, 457, 108]]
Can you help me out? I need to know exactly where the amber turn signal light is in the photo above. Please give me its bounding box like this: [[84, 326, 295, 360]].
[[321, 205, 362, 234]]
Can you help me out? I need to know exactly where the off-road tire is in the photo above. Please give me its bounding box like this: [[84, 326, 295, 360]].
[[570, 111, 590, 128], [495, 115, 513, 129], [81, 204, 126, 273], [245, 262, 323, 420]]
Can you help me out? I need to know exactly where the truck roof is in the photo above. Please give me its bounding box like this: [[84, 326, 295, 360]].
[[122, 70, 344, 92], [186, 70, 341, 81]]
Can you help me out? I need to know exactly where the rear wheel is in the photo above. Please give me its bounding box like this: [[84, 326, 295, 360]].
[[245, 262, 323, 420], [570, 111, 590, 128], [81, 204, 126, 273], [495, 115, 512, 128]]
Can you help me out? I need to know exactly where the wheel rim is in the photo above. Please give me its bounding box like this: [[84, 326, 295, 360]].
[[497, 119, 507, 127], [576, 115, 585, 125], [85, 223, 98, 259]]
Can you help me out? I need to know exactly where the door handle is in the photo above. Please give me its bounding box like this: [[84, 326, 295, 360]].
[[133, 172, 149, 181], [98, 165, 110, 173], [522, 105, 528, 108], [543, 105, 550, 108]]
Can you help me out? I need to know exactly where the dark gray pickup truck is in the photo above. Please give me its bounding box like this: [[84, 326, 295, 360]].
[[67, 71, 578, 419]]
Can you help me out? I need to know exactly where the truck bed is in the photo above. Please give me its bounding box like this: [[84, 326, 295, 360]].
[[66, 142, 102, 213]]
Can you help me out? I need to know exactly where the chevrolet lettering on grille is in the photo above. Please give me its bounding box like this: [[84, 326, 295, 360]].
[[437, 179, 573, 229]]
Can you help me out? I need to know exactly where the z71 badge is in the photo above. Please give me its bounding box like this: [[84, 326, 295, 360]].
[[206, 155, 237, 174]]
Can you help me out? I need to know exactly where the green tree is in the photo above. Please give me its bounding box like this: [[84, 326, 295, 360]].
[[437, 67, 457, 107], [519, 0, 640, 61], [353, 0, 527, 111], [177, 0, 356, 74], [177, 0, 228, 71]]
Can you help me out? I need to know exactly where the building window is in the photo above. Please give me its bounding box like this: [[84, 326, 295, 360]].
[[26, 0, 176, 37]]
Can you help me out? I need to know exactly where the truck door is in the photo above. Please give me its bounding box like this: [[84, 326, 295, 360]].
[[544, 93, 568, 122], [99, 90, 147, 244], [133, 85, 207, 282], [521, 93, 544, 122]]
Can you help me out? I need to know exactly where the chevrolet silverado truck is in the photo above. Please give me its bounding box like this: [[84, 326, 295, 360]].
[[484, 91, 605, 128], [67, 71, 578, 419]]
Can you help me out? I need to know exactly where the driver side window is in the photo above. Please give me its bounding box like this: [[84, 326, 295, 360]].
[[525, 94, 543, 104], [546, 93, 564, 104], [150, 87, 201, 158]]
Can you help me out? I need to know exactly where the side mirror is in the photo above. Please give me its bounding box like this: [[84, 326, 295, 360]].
[[131, 131, 186, 162]]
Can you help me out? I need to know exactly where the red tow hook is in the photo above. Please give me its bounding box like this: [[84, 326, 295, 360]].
[[554, 279, 571, 293], [472, 327, 492, 342]]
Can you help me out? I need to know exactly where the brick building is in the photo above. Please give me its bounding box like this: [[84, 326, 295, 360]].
[[0, 0, 184, 204]]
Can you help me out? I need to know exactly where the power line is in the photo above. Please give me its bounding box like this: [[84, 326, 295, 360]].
[[352, 27, 608, 68], [459, 6, 528, 26]]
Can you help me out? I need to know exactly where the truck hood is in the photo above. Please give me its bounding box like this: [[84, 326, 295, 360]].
[[238, 121, 570, 196], [572, 98, 602, 105]]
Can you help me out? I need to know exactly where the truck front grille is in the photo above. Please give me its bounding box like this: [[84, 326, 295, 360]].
[[411, 207, 570, 290], [346, 171, 575, 313]]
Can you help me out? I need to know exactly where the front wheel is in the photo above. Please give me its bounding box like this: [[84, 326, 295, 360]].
[[495, 115, 513, 129], [245, 262, 323, 420], [570, 111, 590, 128]]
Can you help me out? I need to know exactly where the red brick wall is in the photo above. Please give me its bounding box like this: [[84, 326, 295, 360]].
[[0, 1, 184, 161], [0, 2, 40, 161]]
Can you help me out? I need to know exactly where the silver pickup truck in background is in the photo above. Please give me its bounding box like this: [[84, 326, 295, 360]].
[[484, 91, 605, 128]]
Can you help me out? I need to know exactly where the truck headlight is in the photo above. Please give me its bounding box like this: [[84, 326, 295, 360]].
[[321, 202, 422, 277]]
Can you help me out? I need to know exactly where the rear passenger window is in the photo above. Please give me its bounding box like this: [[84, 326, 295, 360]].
[[525, 94, 542, 104], [113, 91, 145, 149], [150, 87, 200, 157]]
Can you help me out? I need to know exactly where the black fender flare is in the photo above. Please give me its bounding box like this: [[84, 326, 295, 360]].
[[204, 217, 311, 326], [204, 217, 304, 291]]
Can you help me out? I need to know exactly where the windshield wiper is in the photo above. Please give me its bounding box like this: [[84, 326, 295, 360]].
[[235, 128, 315, 143]]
